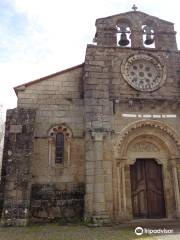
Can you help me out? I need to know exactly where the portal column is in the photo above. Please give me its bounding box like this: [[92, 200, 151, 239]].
[[116, 159, 127, 219], [171, 158, 180, 218]]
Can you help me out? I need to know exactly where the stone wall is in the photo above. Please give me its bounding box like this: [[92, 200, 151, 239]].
[[30, 183, 84, 222], [2, 10, 180, 225], [113, 100, 180, 135], [0, 108, 36, 226], [85, 45, 180, 101], [32, 138, 84, 184], [16, 66, 84, 137], [83, 40, 180, 223], [13, 65, 85, 223]]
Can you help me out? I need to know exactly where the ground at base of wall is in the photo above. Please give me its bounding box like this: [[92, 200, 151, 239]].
[[0, 223, 179, 240]]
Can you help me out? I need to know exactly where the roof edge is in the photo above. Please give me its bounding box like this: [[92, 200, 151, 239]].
[[14, 63, 84, 95]]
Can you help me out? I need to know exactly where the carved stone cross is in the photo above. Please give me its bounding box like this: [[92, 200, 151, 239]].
[[132, 4, 138, 11]]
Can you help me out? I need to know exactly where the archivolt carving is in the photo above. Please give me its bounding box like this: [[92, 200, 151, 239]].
[[116, 120, 180, 150], [128, 142, 159, 153]]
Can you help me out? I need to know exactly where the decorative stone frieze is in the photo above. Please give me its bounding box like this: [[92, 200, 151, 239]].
[[121, 54, 166, 92], [128, 142, 160, 152]]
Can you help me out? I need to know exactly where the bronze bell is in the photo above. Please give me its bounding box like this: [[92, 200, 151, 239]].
[[144, 34, 154, 45], [118, 32, 130, 46]]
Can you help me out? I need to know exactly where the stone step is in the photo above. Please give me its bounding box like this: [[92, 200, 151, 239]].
[[118, 219, 180, 228]]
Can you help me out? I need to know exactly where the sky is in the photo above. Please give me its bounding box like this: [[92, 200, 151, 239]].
[[1, 0, 180, 116]]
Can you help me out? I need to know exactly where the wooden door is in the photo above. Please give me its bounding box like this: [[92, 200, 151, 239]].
[[130, 159, 166, 218]]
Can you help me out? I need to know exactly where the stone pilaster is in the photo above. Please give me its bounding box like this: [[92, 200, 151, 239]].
[[84, 44, 113, 224], [85, 131, 113, 225], [84, 132, 95, 219], [84, 131, 111, 224], [91, 131, 108, 223], [1, 108, 36, 226]]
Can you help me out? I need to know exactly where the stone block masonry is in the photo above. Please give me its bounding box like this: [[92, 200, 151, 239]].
[[0, 108, 36, 226], [30, 183, 85, 222], [1, 9, 180, 226]]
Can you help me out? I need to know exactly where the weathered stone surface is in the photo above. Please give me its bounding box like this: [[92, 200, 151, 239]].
[[0, 108, 36, 226], [30, 183, 85, 221], [1, 9, 180, 226]]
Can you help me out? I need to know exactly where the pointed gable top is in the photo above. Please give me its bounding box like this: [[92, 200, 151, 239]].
[[96, 10, 174, 25]]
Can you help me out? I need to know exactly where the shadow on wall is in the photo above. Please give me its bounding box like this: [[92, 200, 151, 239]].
[[0, 105, 5, 175]]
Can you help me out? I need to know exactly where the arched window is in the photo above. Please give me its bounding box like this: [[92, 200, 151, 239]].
[[55, 132, 64, 163], [48, 125, 72, 166]]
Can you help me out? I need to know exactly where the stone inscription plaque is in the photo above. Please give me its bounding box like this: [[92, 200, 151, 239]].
[[10, 125, 22, 133]]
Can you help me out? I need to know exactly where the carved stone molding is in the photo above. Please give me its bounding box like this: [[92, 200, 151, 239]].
[[121, 54, 166, 92], [48, 124, 72, 142], [116, 120, 180, 150], [128, 141, 160, 153]]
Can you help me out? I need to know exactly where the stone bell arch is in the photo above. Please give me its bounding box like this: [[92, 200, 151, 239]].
[[113, 120, 180, 221]]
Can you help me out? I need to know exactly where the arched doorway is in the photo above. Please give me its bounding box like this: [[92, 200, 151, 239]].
[[130, 158, 165, 218], [114, 120, 180, 221]]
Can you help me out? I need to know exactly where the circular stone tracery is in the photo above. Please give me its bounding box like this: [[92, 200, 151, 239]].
[[121, 54, 165, 91]]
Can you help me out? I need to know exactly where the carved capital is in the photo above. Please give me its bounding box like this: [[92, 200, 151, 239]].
[[116, 158, 127, 166], [91, 132, 105, 141], [170, 157, 180, 167]]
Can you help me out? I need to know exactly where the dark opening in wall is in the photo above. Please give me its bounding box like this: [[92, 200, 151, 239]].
[[116, 23, 131, 47], [142, 25, 155, 48]]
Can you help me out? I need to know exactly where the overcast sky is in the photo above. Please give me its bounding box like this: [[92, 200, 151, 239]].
[[1, 0, 180, 115]]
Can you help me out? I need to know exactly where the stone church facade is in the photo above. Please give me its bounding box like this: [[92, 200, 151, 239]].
[[1, 9, 180, 226]]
